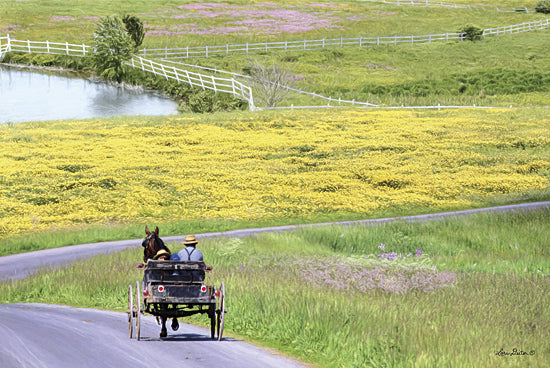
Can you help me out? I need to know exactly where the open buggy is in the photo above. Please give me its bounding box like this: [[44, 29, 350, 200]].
[[127, 260, 226, 341]]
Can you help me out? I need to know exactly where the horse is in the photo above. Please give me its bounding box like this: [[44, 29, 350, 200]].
[[141, 226, 176, 337], [142, 225, 171, 263]]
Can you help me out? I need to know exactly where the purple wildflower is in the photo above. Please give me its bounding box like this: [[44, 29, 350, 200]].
[[415, 248, 423, 257]]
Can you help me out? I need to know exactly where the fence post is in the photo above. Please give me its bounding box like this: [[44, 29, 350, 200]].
[[199, 74, 205, 90], [66, 42, 69, 55], [246, 42, 248, 54], [226, 44, 229, 55], [82, 43, 86, 56], [304, 39, 306, 51], [186, 46, 189, 59], [47, 40, 50, 53], [212, 75, 216, 92], [206, 45, 208, 58], [27, 39, 31, 53], [359, 36, 362, 47]]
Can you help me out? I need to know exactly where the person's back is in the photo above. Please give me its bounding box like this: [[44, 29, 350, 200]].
[[179, 245, 203, 261], [170, 235, 204, 261]]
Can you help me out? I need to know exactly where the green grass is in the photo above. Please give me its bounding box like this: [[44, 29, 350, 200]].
[[1, 208, 548, 367], [2, 0, 549, 107]]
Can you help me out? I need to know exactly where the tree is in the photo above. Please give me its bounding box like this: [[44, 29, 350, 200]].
[[91, 16, 134, 83], [246, 59, 294, 108], [122, 14, 145, 50], [458, 24, 483, 41]]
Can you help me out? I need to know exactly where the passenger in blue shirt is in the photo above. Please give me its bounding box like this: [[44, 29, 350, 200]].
[[170, 234, 203, 261], [169, 234, 204, 332]]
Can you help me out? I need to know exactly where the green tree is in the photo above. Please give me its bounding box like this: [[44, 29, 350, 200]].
[[535, 0, 550, 13], [91, 16, 134, 83], [122, 14, 145, 50]]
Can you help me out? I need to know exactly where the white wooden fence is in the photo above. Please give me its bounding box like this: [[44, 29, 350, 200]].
[[139, 19, 550, 60], [5, 36, 91, 57], [483, 19, 550, 36], [139, 33, 464, 59], [129, 56, 255, 110]]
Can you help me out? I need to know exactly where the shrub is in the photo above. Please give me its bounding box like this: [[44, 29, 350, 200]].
[[535, 0, 550, 13], [182, 89, 247, 113], [459, 25, 484, 41]]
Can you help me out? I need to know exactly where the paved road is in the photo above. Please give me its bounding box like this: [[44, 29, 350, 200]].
[[1, 201, 549, 282], [0, 303, 303, 368]]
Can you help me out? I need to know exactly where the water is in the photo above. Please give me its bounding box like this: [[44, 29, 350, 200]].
[[0, 65, 179, 123]]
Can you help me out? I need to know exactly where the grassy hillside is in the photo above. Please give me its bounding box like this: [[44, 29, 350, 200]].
[[1, 0, 549, 107]]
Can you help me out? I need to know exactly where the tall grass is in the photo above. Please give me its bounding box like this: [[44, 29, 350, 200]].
[[1, 209, 548, 367]]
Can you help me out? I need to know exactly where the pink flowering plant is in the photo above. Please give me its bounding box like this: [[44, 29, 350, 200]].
[[236, 247, 457, 295]]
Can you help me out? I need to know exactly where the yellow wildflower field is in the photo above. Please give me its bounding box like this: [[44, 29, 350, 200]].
[[0, 108, 548, 236]]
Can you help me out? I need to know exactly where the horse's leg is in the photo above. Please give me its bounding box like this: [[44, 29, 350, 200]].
[[160, 316, 168, 338]]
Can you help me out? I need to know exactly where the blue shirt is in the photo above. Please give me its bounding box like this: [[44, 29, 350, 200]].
[[170, 246, 203, 261]]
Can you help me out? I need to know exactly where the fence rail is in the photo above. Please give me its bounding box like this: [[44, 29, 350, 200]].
[[139, 33, 464, 59], [6, 37, 91, 57], [483, 19, 550, 35], [129, 56, 255, 110], [139, 19, 549, 60]]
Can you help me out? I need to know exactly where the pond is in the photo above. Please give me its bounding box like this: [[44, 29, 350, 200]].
[[0, 64, 180, 124]]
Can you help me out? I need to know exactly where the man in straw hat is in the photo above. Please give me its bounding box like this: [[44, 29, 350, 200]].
[[170, 234, 204, 261]]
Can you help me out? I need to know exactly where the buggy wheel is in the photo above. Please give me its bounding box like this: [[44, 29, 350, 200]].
[[127, 284, 134, 339], [217, 281, 226, 341], [135, 281, 141, 341]]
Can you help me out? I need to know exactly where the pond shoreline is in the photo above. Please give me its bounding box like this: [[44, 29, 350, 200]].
[[0, 62, 150, 93], [0, 63, 180, 123]]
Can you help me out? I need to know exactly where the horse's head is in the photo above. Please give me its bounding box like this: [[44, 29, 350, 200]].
[[142, 226, 170, 262]]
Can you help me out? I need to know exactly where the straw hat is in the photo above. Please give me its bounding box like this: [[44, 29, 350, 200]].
[[182, 234, 199, 245], [153, 249, 171, 260]]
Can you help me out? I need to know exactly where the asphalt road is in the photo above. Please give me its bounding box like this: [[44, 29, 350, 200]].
[[0, 201, 548, 367], [0, 303, 303, 368]]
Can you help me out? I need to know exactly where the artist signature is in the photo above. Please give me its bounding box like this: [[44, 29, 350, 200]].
[[496, 348, 535, 357]]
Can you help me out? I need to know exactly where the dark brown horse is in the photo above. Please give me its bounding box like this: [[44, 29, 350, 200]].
[[142, 226, 171, 263], [141, 226, 176, 337]]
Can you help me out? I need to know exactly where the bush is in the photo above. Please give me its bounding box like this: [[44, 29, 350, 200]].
[[459, 25, 484, 41], [535, 0, 550, 13], [182, 89, 247, 113]]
